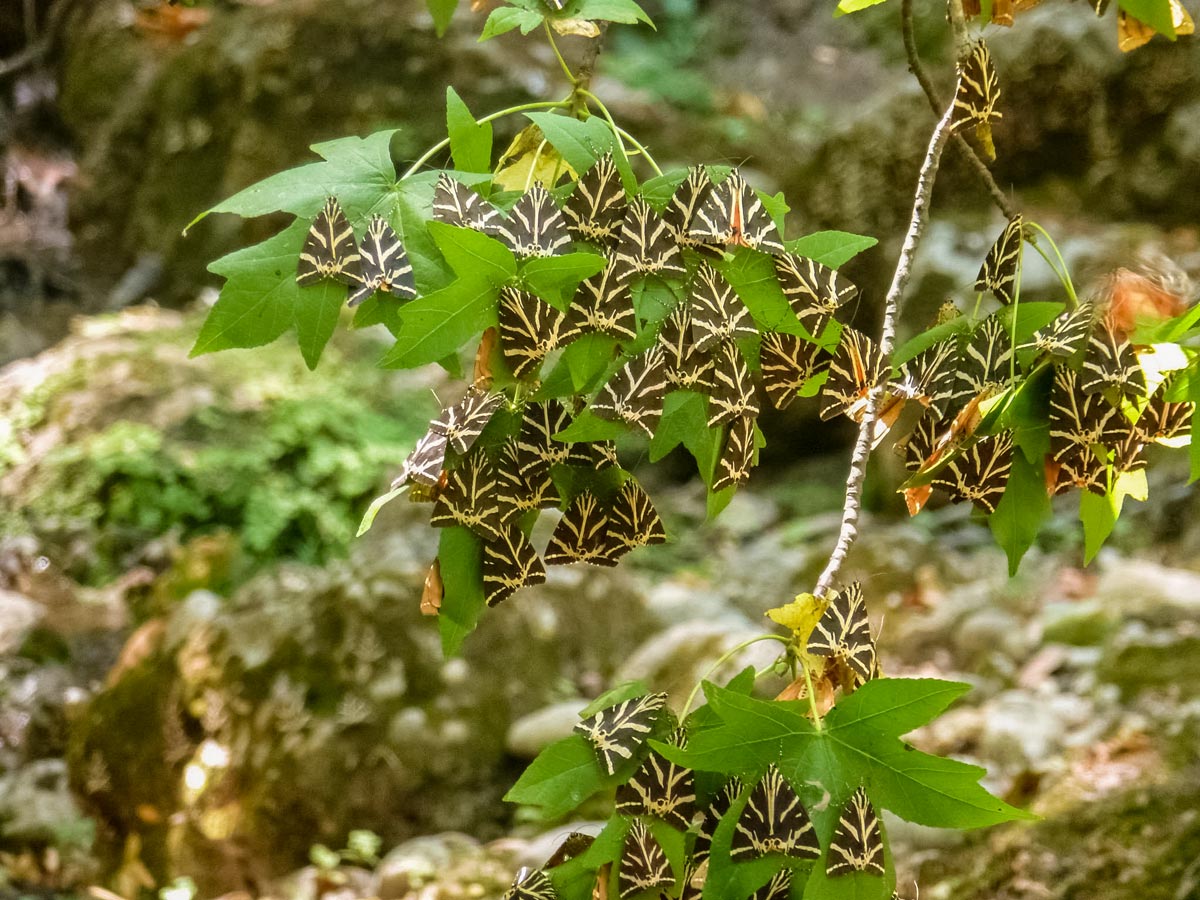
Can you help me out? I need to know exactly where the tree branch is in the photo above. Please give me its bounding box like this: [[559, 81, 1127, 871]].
[[902, 0, 1018, 219], [814, 103, 957, 598], [569, 23, 609, 116]]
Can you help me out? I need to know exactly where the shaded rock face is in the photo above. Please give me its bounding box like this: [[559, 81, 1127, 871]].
[[66, 535, 659, 895]]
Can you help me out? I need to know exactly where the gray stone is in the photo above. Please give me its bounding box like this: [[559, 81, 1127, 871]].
[[0, 588, 42, 654], [506, 701, 587, 759], [1041, 600, 1115, 647], [370, 833, 482, 900], [954, 606, 1032, 664]]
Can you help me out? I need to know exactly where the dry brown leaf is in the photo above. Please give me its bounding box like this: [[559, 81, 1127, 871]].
[[421, 559, 444, 616]]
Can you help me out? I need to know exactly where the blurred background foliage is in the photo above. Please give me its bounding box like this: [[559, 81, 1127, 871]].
[[1, 0, 1199, 898]]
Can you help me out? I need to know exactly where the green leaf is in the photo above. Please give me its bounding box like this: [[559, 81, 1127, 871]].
[[479, 5, 544, 39], [1117, 0, 1178, 37], [191, 130, 400, 228], [549, 817, 627, 900], [989, 452, 1051, 576], [428, 0, 459, 34], [380, 276, 498, 369], [578, 682, 650, 718], [997, 301, 1065, 346], [554, 408, 628, 443], [438, 526, 485, 657], [638, 169, 689, 208], [890, 318, 971, 368], [564, 333, 619, 392], [446, 87, 492, 174], [1080, 488, 1120, 565], [757, 191, 790, 236], [294, 280, 346, 369], [356, 485, 406, 537], [396, 176, 453, 291], [524, 112, 635, 188], [192, 221, 308, 358], [428, 221, 516, 285], [503, 735, 624, 818], [631, 278, 681, 331], [522, 252, 607, 309], [718, 249, 808, 336], [785, 231, 878, 268], [649, 391, 707, 462], [835, 0, 892, 15], [1002, 364, 1053, 463], [572, 0, 655, 26]]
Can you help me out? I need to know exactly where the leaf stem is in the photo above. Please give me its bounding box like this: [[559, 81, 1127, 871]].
[[544, 22, 577, 85], [576, 88, 664, 176], [813, 101, 958, 598], [801, 662, 824, 732], [400, 99, 571, 180], [1024, 221, 1078, 307], [681, 634, 790, 718]]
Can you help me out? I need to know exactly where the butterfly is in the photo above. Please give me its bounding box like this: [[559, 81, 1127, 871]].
[[1091, 0, 1196, 52], [606, 479, 668, 555], [348, 215, 417, 306], [821, 327, 884, 421], [497, 183, 574, 258], [930, 431, 1014, 513], [707, 342, 759, 427], [517, 400, 578, 478], [612, 198, 687, 283], [496, 440, 560, 521], [1050, 445, 1108, 497], [590, 347, 669, 438], [759, 331, 830, 410], [688, 170, 784, 254], [1019, 301, 1093, 359], [429, 450, 505, 541], [657, 304, 715, 392], [499, 287, 575, 379], [618, 820, 674, 900], [898, 414, 942, 475], [663, 166, 722, 256], [297, 197, 364, 288], [750, 869, 793, 900], [890, 339, 958, 420], [951, 39, 1003, 160], [688, 263, 758, 352], [953, 315, 1013, 408], [806, 582, 876, 688], [432, 172, 503, 234], [773, 253, 858, 338], [713, 414, 757, 492], [565, 261, 638, 342], [730, 765, 820, 861], [1048, 366, 1122, 462], [692, 777, 744, 866], [574, 692, 668, 776], [543, 832, 596, 870], [1081, 321, 1146, 398], [615, 729, 696, 830], [544, 491, 622, 567], [397, 429, 449, 488], [825, 787, 885, 877], [1137, 381, 1193, 444], [502, 867, 557, 900], [974, 216, 1023, 305], [483, 525, 547, 607], [563, 152, 627, 244], [431, 388, 504, 455]]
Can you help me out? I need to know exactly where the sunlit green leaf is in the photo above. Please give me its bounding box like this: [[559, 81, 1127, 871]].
[[989, 452, 1051, 576], [554, 408, 628, 442], [428, 0, 459, 35], [479, 5, 544, 40], [504, 734, 609, 817], [572, 0, 655, 27], [438, 526, 485, 656], [785, 231, 878, 268], [428, 221, 516, 285], [380, 276, 498, 369], [446, 87, 493, 173], [524, 112, 636, 189], [522, 252, 607, 309], [1117, 0, 1179, 37]]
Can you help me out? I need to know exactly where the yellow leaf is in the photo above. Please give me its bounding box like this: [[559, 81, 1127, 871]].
[[493, 123, 574, 192], [551, 16, 601, 36]]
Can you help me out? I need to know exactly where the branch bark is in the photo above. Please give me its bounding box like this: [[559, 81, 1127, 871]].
[[902, 0, 1018, 219], [813, 103, 957, 598]]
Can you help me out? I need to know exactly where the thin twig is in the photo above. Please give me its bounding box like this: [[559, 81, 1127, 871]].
[[947, 0, 972, 59], [814, 103, 957, 598], [901, 0, 1017, 219], [570, 23, 610, 116]]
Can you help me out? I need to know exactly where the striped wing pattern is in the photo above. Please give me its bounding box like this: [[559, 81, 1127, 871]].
[[496, 440, 559, 519], [892, 339, 957, 419], [613, 198, 687, 283], [1138, 383, 1192, 443], [693, 777, 744, 866], [431, 388, 504, 455], [730, 765, 820, 860], [760, 331, 829, 410], [1048, 367, 1120, 461], [930, 432, 1014, 513], [708, 342, 759, 427], [544, 492, 621, 567], [1081, 323, 1146, 397], [614, 732, 696, 830], [658, 304, 715, 392], [398, 429, 449, 488], [825, 787, 885, 877], [607, 479, 668, 552], [751, 870, 793, 900], [1020, 301, 1093, 359], [349, 214, 416, 306], [590, 347, 669, 438], [974, 216, 1023, 305], [563, 152, 626, 244], [1052, 445, 1109, 496], [432, 173, 503, 234], [499, 287, 572, 379], [567, 261, 637, 341], [544, 832, 597, 870], [664, 166, 722, 255], [900, 415, 941, 474], [688, 170, 784, 254], [297, 197, 363, 287], [574, 692, 668, 776], [518, 400, 576, 477], [688, 263, 758, 352], [483, 525, 547, 607], [619, 820, 674, 900], [773, 253, 858, 337], [503, 867, 558, 900], [821, 327, 884, 421], [951, 40, 1002, 132], [806, 582, 876, 686], [496, 183, 573, 258], [954, 315, 1013, 405], [429, 450, 505, 540], [713, 414, 757, 491]]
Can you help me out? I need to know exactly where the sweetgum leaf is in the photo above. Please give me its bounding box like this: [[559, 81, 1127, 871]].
[[437, 526, 484, 657], [446, 87, 493, 173], [989, 451, 1051, 575], [504, 734, 609, 818], [785, 231, 878, 268], [572, 0, 655, 27], [479, 5, 544, 40], [428, 221, 516, 285], [522, 252, 607, 309], [380, 276, 498, 369]]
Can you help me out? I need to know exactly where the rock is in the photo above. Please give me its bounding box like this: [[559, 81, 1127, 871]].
[[1098, 622, 1200, 701], [370, 833, 509, 900], [0, 758, 95, 882], [271, 865, 374, 900], [1093, 559, 1200, 622], [976, 690, 1099, 771], [506, 701, 586, 760], [954, 607, 1033, 667], [0, 588, 42, 653], [1041, 600, 1115, 647]]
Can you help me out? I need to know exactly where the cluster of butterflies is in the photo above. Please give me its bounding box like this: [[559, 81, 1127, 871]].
[[502, 681, 894, 900], [886, 215, 1194, 516]]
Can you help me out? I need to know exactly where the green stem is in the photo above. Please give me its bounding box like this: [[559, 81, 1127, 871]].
[[801, 662, 824, 733], [681, 634, 790, 717], [576, 88, 664, 176], [525, 139, 549, 192], [400, 99, 571, 180], [544, 22, 577, 85], [1025, 221, 1079, 307]]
